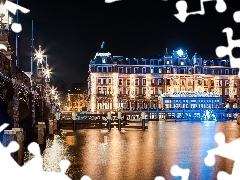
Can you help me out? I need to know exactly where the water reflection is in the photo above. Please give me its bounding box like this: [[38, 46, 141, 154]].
[[24, 121, 240, 180]]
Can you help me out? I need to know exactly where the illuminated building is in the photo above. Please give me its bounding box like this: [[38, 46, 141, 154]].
[[66, 83, 89, 112], [88, 44, 240, 118]]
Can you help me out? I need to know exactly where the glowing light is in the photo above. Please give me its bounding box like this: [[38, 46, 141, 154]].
[[177, 49, 183, 56], [201, 110, 217, 121], [146, 74, 151, 99], [90, 73, 96, 113], [112, 73, 119, 110], [0, 44, 7, 51], [11, 22, 22, 33], [130, 74, 135, 99], [161, 91, 220, 97]]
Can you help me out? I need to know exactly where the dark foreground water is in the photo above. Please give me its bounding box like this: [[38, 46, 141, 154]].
[[24, 121, 240, 180]]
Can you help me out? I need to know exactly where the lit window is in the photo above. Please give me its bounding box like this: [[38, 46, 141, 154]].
[[159, 68, 162, 74], [150, 68, 153, 73], [143, 79, 146, 85]]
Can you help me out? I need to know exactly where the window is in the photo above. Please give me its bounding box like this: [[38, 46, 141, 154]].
[[158, 88, 163, 95], [166, 79, 171, 85], [98, 78, 101, 84], [135, 79, 139, 85], [182, 80, 185, 85], [204, 80, 208, 86], [150, 68, 153, 73], [211, 80, 214, 86], [180, 60, 184, 65], [142, 67, 146, 74], [225, 80, 229, 86], [103, 67, 107, 72], [135, 88, 139, 94], [126, 87, 130, 95], [108, 67, 112, 72], [150, 88, 154, 94], [143, 88, 146, 95], [151, 79, 155, 85], [219, 80, 222, 86], [98, 87, 102, 94], [233, 69, 236, 75], [103, 87, 107, 95], [142, 79, 146, 85], [188, 68, 192, 74], [225, 88, 229, 95], [103, 79, 106, 84], [126, 67, 131, 73], [119, 87, 123, 94], [108, 79, 111, 84], [198, 80, 202, 85], [173, 68, 177, 74], [118, 67, 123, 73], [158, 79, 162, 85], [127, 79, 130, 86], [134, 67, 138, 73], [159, 68, 162, 74], [98, 67, 102, 72], [188, 79, 192, 86], [119, 79, 123, 85], [167, 68, 170, 73], [173, 80, 177, 85], [225, 69, 229, 75], [211, 69, 214, 75]]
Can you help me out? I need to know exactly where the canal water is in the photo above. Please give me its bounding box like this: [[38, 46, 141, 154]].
[[24, 121, 240, 180]]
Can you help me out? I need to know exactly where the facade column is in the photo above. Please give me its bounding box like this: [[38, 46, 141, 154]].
[[112, 73, 119, 111], [90, 73, 97, 113]]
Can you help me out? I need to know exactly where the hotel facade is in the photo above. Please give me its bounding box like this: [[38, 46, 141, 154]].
[[88, 47, 240, 115]]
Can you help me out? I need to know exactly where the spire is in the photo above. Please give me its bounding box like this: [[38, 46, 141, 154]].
[[165, 48, 168, 54], [101, 41, 105, 50]]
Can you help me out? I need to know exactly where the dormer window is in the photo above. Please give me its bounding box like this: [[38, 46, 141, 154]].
[[180, 60, 184, 65], [102, 57, 107, 63], [159, 68, 162, 74], [150, 68, 153, 73]]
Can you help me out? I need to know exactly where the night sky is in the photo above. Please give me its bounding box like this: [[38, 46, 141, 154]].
[[10, 0, 240, 86]]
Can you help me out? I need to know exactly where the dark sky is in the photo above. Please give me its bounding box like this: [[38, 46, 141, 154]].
[[10, 0, 240, 86]]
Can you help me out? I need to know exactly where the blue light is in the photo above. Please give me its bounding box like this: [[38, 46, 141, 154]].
[[201, 110, 217, 121], [177, 49, 184, 56]]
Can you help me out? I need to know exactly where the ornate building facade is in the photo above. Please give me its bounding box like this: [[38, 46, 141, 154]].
[[88, 46, 240, 114]]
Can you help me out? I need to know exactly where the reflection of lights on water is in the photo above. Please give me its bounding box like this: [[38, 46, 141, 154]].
[[201, 110, 217, 122], [42, 136, 68, 172]]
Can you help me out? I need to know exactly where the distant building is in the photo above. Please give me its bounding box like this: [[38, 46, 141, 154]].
[[88, 46, 240, 114], [66, 83, 89, 112]]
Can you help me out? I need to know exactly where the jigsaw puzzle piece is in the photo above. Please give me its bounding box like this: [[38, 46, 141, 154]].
[[174, 0, 188, 22], [174, 0, 227, 22], [80, 175, 92, 180], [170, 165, 190, 180], [21, 142, 43, 174], [3, 0, 30, 15], [216, 28, 240, 77], [0, 123, 9, 133], [233, 11, 240, 23]]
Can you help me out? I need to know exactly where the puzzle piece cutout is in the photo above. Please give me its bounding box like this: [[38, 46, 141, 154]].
[[154, 165, 190, 179], [0, 0, 30, 33], [0, 123, 92, 180], [215, 11, 240, 78], [174, 0, 227, 22], [204, 132, 240, 180], [105, 0, 121, 3]]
